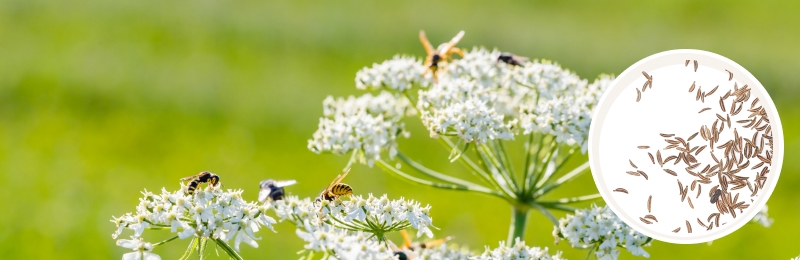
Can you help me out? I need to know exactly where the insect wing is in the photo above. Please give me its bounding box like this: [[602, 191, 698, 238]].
[[274, 180, 298, 188], [418, 30, 435, 55], [258, 189, 270, 203], [437, 30, 465, 53], [180, 174, 200, 181]]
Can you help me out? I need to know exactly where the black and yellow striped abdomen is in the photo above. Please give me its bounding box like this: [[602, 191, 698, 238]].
[[329, 183, 353, 196]]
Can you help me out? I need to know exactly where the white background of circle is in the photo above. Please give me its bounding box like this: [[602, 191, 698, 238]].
[[588, 49, 783, 244]]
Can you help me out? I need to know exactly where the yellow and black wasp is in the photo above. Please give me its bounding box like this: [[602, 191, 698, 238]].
[[180, 172, 220, 195], [258, 179, 297, 202], [419, 30, 465, 81], [389, 230, 452, 260], [315, 169, 353, 203]]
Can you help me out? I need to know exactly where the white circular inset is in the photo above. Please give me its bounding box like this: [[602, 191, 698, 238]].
[[589, 49, 783, 244]]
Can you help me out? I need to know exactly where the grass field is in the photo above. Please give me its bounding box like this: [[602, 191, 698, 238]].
[[1, 0, 799, 259]]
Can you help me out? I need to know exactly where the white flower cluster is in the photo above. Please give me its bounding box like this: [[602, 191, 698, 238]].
[[553, 205, 650, 260], [751, 205, 774, 228], [473, 238, 564, 260], [356, 55, 431, 91], [272, 195, 434, 238], [295, 224, 395, 260], [516, 73, 612, 153], [308, 92, 412, 166], [420, 48, 610, 148], [110, 184, 277, 255], [420, 95, 517, 143], [315, 47, 612, 157]]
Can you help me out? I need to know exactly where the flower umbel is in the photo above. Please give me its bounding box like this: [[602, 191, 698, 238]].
[[553, 205, 651, 260], [110, 182, 276, 259]]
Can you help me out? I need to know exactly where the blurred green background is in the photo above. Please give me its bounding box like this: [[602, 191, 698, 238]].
[[1, 0, 798, 259]]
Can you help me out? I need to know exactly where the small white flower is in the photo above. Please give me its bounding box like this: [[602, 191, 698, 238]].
[[117, 237, 161, 260]]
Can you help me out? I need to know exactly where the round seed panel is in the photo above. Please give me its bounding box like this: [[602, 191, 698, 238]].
[[589, 49, 783, 244]]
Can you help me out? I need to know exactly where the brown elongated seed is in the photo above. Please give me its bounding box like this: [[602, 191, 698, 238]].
[[694, 60, 698, 72], [685, 60, 690, 66], [644, 214, 658, 222], [709, 185, 719, 197], [647, 195, 652, 213], [689, 81, 696, 92], [642, 81, 649, 92], [751, 97, 760, 108], [727, 114, 731, 128], [660, 133, 675, 137], [696, 87, 702, 100], [695, 145, 706, 155], [640, 217, 653, 224], [698, 107, 710, 114], [698, 218, 708, 228], [626, 171, 641, 176], [688, 197, 694, 209], [686, 220, 693, 233], [664, 155, 677, 164], [613, 188, 629, 194], [723, 90, 731, 99], [701, 164, 710, 173], [691, 180, 697, 191], [708, 213, 718, 222], [663, 169, 678, 176], [638, 171, 649, 180], [752, 161, 764, 169], [707, 85, 719, 96], [629, 160, 638, 169], [720, 97, 726, 112], [657, 150, 663, 166], [681, 186, 688, 201], [726, 69, 733, 81], [672, 227, 681, 233], [715, 214, 720, 227], [675, 153, 683, 165], [648, 152, 655, 164], [688, 132, 699, 142], [636, 88, 641, 102], [717, 113, 726, 122], [642, 71, 651, 80], [697, 184, 702, 198], [638, 146, 650, 149], [701, 92, 706, 103]]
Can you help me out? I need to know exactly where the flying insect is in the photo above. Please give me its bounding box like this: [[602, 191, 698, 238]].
[[258, 179, 298, 202], [419, 30, 465, 81]]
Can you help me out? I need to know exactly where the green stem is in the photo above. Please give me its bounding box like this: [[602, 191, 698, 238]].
[[213, 238, 244, 260], [538, 193, 602, 206], [438, 137, 506, 193], [152, 236, 179, 247], [474, 145, 517, 199], [375, 160, 507, 200], [507, 205, 530, 245], [396, 151, 492, 191], [535, 161, 591, 197]]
